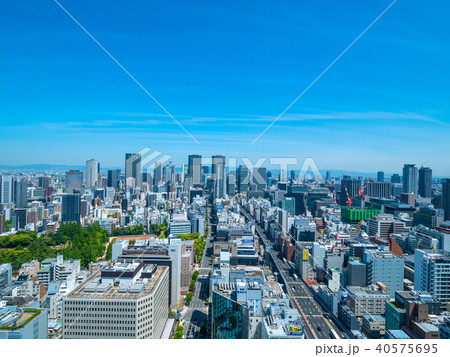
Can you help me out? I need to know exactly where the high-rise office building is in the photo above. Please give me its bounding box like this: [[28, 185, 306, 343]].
[[13, 180, 27, 208], [188, 154, 202, 185], [164, 163, 175, 186], [0, 175, 14, 204], [65, 170, 83, 193], [325, 171, 331, 182], [377, 171, 384, 182], [365, 182, 392, 199], [227, 171, 236, 194], [13, 208, 27, 230], [237, 165, 249, 193], [443, 179, 450, 221], [153, 162, 163, 189], [253, 167, 267, 191], [212, 155, 226, 198], [107, 169, 121, 189], [414, 249, 450, 308], [363, 250, 404, 298], [0, 212, 5, 233], [391, 174, 401, 184], [418, 167, 432, 198], [62, 261, 169, 339], [62, 194, 81, 223], [340, 176, 360, 206], [125, 153, 142, 189], [38, 176, 50, 189], [402, 164, 418, 194], [85, 159, 99, 188]]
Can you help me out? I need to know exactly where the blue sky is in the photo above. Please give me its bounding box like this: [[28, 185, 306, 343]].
[[1, 0, 449, 175]]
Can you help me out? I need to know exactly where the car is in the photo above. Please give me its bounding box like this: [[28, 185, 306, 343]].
[[310, 312, 313, 317], [317, 326, 322, 331]]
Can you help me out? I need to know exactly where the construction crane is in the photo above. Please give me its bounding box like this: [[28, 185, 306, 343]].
[[420, 160, 428, 168], [344, 185, 353, 208], [332, 190, 337, 205], [358, 183, 368, 210]]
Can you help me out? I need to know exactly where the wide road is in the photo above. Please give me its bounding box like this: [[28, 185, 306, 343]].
[[242, 208, 349, 339], [183, 205, 213, 339]]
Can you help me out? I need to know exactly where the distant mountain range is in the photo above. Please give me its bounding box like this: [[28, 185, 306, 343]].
[[0, 164, 445, 179]]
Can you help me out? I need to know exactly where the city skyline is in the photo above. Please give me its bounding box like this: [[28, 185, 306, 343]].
[[1, 1, 450, 174]]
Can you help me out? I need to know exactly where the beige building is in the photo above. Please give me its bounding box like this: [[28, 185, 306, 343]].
[[62, 260, 169, 339]]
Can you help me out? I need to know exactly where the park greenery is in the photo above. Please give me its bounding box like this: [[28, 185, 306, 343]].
[[149, 219, 167, 237], [111, 223, 144, 237], [0, 222, 110, 270]]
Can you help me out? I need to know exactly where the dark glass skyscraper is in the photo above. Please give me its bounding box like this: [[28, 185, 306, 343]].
[[62, 193, 81, 223], [340, 176, 361, 206], [107, 169, 121, 189], [236, 165, 249, 193], [442, 179, 450, 221], [13, 180, 27, 208], [418, 167, 432, 198], [253, 167, 267, 191], [391, 174, 401, 184], [377, 171, 384, 182]]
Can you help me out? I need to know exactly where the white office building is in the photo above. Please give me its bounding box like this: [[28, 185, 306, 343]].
[[414, 249, 450, 307], [62, 260, 169, 339]]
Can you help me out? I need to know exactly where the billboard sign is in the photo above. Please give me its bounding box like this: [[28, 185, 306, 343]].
[[289, 325, 304, 336], [303, 249, 309, 261]]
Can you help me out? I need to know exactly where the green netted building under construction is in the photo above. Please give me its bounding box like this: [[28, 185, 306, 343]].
[[340, 206, 382, 224]]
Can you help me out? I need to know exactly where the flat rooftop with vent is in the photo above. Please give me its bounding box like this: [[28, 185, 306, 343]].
[[67, 259, 166, 300]]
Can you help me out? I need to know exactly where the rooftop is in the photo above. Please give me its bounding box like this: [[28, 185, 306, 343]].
[[67, 263, 167, 300]]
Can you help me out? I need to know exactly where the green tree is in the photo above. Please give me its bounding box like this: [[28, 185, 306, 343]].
[[185, 292, 193, 305]]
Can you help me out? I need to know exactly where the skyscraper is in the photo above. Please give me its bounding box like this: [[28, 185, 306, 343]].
[[212, 155, 226, 198], [253, 167, 267, 191], [153, 162, 163, 190], [237, 165, 249, 193], [107, 169, 121, 189], [164, 163, 175, 186], [227, 171, 236, 194], [37, 177, 50, 189], [377, 171, 384, 182], [0, 176, 14, 204], [125, 153, 142, 189], [442, 178, 450, 221], [188, 154, 202, 185], [62, 194, 81, 223], [13, 180, 27, 208], [414, 249, 450, 308], [402, 164, 418, 194], [85, 159, 99, 188], [65, 170, 83, 193], [391, 174, 401, 184], [418, 167, 432, 198], [340, 176, 360, 206]]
